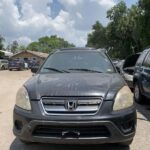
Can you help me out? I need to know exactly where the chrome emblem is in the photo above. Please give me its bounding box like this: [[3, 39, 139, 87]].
[[66, 100, 77, 111]]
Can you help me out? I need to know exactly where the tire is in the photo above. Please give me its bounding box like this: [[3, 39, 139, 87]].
[[9, 69, 12, 71], [1, 66, 5, 70], [134, 82, 144, 104], [120, 139, 133, 146]]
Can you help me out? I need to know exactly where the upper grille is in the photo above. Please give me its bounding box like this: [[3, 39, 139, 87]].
[[41, 96, 103, 115]]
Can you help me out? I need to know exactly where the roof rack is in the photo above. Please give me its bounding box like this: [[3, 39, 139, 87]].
[[59, 47, 95, 51]]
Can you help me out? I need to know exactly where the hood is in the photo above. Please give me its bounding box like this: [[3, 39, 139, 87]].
[[25, 73, 125, 100]]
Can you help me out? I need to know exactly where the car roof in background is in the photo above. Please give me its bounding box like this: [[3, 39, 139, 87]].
[[144, 48, 150, 52]]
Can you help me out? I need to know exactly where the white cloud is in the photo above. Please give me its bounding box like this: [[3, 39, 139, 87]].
[[0, 0, 116, 47], [91, 0, 115, 7]]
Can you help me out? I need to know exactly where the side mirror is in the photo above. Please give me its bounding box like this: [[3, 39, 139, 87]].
[[31, 66, 39, 73]]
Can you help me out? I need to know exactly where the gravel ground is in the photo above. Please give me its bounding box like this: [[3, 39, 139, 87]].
[[0, 70, 150, 150]]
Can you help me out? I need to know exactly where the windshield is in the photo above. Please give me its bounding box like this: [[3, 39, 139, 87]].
[[40, 51, 115, 73]]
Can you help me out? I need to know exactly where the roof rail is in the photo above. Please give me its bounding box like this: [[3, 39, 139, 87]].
[[59, 47, 95, 51]]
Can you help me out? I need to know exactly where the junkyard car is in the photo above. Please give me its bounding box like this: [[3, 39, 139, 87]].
[[13, 48, 136, 145], [0, 59, 8, 70], [121, 53, 141, 89], [133, 48, 150, 103], [8, 59, 25, 71]]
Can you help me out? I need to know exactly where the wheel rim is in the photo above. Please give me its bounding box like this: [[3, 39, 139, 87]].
[[134, 85, 140, 100]]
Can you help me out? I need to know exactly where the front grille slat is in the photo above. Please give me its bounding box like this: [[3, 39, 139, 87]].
[[41, 96, 103, 115]]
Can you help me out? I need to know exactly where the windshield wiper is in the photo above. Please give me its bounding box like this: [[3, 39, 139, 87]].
[[68, 68, 102, 73], [43, 67, 69, 73]]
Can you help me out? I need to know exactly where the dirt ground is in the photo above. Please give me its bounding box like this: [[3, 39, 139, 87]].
[[0, 70, 150, 150]]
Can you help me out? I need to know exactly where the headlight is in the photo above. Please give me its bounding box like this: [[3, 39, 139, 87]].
[[113, 86, 133, 111], [16, 87, 31, 110]]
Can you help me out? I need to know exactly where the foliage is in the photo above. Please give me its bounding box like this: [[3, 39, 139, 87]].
[[87, 21, 107, 49], [0, 51, 5, 58], [138, 0, 150, 48], [18, 45, 27, 50], [27, 35, 75, 53], [87, 0, 150, 59], [0, 35, 5, 50], [11, 40, 19, 53]]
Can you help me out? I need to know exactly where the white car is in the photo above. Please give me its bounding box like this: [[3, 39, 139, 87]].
[[0, 59, 9, 70]]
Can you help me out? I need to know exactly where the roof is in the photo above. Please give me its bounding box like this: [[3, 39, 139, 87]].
[[0, 50, 13, 57], [56, 47, 106, 53], [11, 50, 48, 58]]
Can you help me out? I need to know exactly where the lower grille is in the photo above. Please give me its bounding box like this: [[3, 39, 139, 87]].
[[33, 125, 110, 138], [41, 96, 103, 115]]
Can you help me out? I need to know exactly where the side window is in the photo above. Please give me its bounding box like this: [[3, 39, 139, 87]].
[[143, 52, 150, 67], [136, 52, 147, 66]]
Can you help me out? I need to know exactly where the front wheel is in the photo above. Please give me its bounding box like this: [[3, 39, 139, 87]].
[[134, 83, 144, 103]]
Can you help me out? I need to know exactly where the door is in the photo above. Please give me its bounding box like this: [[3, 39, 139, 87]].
[[142, 51, 150, 96]]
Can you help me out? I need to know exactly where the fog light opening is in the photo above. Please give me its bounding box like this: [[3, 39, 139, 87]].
[[121, 120, 135, 134], [15, 120, 23, 131]]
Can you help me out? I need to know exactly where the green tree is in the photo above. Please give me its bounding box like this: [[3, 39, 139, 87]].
[[86, 21, 107, 48], [11, 40, 19, 53], [0, 35, 5, 50], [87, 1, 143, 59], [0, 51, 5, 58], [138, 0, 150, 48], [27, 35, 75, 53], [18, 45, 27, 50]]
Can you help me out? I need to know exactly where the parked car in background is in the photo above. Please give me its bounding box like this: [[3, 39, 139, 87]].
[[112, 59, 120, 67], [0, 59, 9, 70], [30, 62, 40, 73], [8, 59, 25, 71], [115, 60, 125, 73], [133, 48, 150, 103], [13, 48, 136, 145], [121, 53, 141, 89]]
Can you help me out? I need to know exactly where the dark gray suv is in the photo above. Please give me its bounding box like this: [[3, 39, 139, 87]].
[[13, 48, 136, 145]]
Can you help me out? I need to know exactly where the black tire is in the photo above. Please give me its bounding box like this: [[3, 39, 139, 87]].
[[1, 66, 5, 70], [134, 82, 144, 104], [119, 139, 133, 146], [9, 69, 12, 71]]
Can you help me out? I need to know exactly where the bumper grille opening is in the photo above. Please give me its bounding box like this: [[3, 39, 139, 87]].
[[32, 125, 111, 138], [121, 119, 135, 134]]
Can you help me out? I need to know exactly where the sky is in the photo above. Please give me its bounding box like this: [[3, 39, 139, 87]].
[[0, 0, 138, 47]]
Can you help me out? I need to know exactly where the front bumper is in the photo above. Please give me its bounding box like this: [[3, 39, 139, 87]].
[[13, 103, 136, 144]]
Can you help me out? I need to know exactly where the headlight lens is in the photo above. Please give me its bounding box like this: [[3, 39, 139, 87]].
[[16, 87, 31, 110], [113, 86, 133, 111]]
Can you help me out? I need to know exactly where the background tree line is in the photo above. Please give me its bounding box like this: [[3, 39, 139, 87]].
[[0, 35, 74, 54], [87, 0, 150, 59]]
